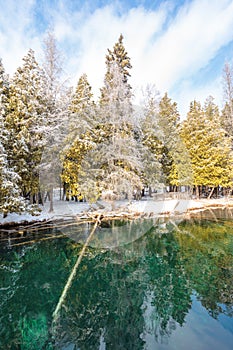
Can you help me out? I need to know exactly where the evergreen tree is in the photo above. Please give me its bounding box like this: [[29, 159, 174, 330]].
[[106, 33, 132, 82], [181, 98, 233, 197], [0, 61, 26, 217], [95, 35, 143, 203], [69, 74, 94, 115], [100, 34, 132, 105], [0, 59, 9, 112], [140, 86, 163, 193], [5, 49, 47, 201], [157, 93, 178, 187], [157, 93, 192, 189], [0, 120, 26, 217], [204, 96, 233, 194], [98, 60, 142, 202], [61, 73, 96, 200], [68, 73, 96, 138], [158, 93, 180, 146]]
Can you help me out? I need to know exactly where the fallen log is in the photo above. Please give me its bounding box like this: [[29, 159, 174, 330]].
[[51, 214, 102, 330]]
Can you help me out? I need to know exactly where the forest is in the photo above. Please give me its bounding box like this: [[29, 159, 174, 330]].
[[0, 33, 233, 218]]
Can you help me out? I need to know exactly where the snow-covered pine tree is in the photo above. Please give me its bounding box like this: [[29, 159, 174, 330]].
[[61, 73, 96, 201], [0, 60, 26, 217], [0, 121, 26, 217], [140, 89, 192, 193], [157, 93, 179, 189], [101, 33, 132, 100], [97, 36, 143, 202], [139, 86, 163, 193], [5, 49, 47, 203], [69, 74, 94, 118], [0, 59, 9, 109]]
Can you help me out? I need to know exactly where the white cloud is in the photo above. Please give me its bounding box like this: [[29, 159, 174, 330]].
[[58, 0, 233, 111], [0, 0, 43, 74], [144, 0, 233, 90], [0, 0, 233, 114], [72, 4, 167, 97]]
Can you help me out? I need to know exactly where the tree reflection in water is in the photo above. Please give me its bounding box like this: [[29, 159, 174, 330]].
[[0, 216, 232, 349], [55, 219, 232, 349]]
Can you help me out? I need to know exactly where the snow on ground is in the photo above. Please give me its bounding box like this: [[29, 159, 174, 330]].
[[0, 199, 90, 226], [0, 196, 233, 227], [128, 199, 204, 214]]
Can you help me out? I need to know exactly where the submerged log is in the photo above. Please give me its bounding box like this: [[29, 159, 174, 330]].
[[52, 214, 102, 328]]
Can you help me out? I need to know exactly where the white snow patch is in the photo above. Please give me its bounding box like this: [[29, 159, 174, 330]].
[[0, 199, 90, 226], [1, 197, 231, 227]]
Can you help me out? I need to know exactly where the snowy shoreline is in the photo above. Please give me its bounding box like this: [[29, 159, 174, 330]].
[[1, 197, 233, 230]]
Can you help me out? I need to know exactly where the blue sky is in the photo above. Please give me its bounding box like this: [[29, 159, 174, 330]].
[[0, 0, 233, 117]]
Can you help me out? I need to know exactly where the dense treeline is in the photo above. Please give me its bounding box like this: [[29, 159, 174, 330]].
[[0, 33, 233, 217]]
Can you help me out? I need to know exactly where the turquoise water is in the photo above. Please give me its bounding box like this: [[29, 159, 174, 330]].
[[0, 216, 232, 349]]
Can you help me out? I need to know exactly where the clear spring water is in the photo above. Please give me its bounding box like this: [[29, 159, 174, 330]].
[[0, 214, 232, 349]]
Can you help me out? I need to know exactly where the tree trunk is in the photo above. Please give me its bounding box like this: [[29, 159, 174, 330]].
[[44, 191, 50, 202], [49, 187, 54, 212], [59, 178, 62, 200], [149, 186, 152, 197], [196, 185, 199, 199], [30, 193, 33, 204], [207, 187, 215, 199], [39, 191, 44, 206]]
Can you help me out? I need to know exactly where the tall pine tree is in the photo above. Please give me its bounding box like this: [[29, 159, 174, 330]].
[[181, 97, 232, 197], [140, 86, 163, 193], [100, 34, 132, 106], [5, 49, 47, 202], [157, 93, 192, 190], [0, 59, 26, 217], [97, 35, 142, 202], [61, 73, 96, 201]]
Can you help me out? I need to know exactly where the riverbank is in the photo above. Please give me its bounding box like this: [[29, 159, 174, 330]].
[[1, 197, 233, 230]]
